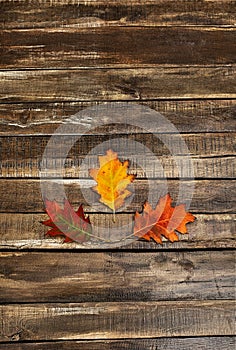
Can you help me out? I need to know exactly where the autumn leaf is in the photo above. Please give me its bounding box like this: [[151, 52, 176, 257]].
[[89, 149, 136, 221], [41, 200, 92, 243], [134, 193, 196, 244]]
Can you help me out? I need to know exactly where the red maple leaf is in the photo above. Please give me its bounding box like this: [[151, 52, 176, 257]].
[[134, 193, 196, 244], [42, 200, 91, 243]]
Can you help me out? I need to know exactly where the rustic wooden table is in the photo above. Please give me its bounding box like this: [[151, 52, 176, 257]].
[[0, 1, 235, 349]]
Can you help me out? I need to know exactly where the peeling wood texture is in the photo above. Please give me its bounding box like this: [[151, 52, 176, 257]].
[[0, 301, 235, 342], [0, 100, 235, 135], [1, 0, 235, 28], [1, 27, 235, 68], [1, 0, 235, 348], [0, 338, 235, 350], [0, 67, 235, 102], [0, 251, 235, 302], [0, 133, 235, 178]]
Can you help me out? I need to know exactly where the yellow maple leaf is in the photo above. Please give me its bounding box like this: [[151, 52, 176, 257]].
[[89, 149, 136, 221]]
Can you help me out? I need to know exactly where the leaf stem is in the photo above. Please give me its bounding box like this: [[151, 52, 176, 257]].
[[57, 214, 111, 243], [112, 210, 116, 223]]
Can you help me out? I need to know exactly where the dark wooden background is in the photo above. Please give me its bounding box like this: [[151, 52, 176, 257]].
[[0, 0, 235, 349]]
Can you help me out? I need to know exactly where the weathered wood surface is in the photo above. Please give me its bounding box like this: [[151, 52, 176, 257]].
[[0, 301, 234, 342], [0, 133, 234, 178], [0, 100, 235, 135], [0, 251, 234, 302], [2, 154, 235, 179], [1, 67, 235, 102], [1, 0, 235, 347], [1, 27, 235, 68], [1, 338, 235, 350], [1, 0, 235, 28], [0, 179, 235, 213], [0, 213, 235, 250]]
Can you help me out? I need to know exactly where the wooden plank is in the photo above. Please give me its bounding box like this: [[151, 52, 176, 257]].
[[2, 154, 235, 179], [0, 100, 235, 135], [0, 133, 234, 178], [1, 212, 235, 249], [0, 338, 235, 350], [0, 213, 235, 250], [0, 179, 235, 213], [1, 27, 235, 69], [0, 251, 235, 302], [0, 67, 235, 102], [1, 0, 235, 28], [0, 301, 234, 341]]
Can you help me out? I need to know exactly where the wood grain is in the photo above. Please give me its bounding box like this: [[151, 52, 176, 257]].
[[0, 133, 234, 178], [0, 67, 235, 102], [0, 338, 235, 350], [1, 0, 235, 347], [0, 301, 234, 342], [0, 179, 235, 213], [1, 27, 235, 69], [0, 213, 235, 250], [1, 0, 235, 28], [0, 100, 235, 135], [0, 251, 235, 302]]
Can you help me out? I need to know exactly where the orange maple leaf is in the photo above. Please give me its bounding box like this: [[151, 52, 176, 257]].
[[134, 193, 196, 244], [89, 149, 136, 220]]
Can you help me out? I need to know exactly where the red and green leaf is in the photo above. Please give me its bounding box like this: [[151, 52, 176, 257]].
[[42, 200, 91, 243]]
